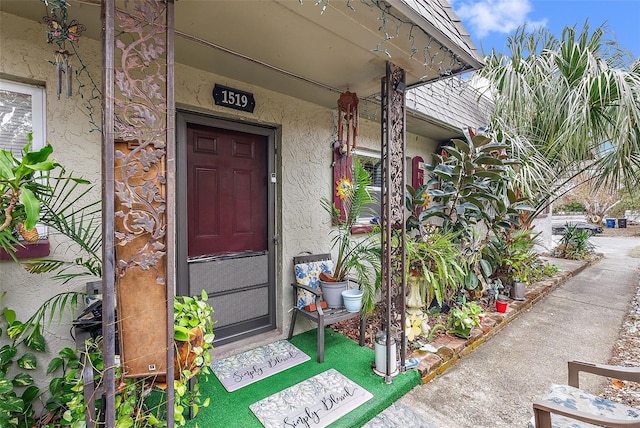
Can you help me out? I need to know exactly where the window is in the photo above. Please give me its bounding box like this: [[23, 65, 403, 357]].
[[354, 150, 382, 225], [352, 150, 415, 226], [0, 79, 48, 238], [0, 79, 46, 155]]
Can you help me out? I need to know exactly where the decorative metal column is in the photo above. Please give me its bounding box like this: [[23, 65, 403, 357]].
[[103, 0, 175, 425], [380, 61, 407, 383]]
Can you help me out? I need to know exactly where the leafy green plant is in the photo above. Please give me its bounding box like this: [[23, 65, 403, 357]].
[[457, 231, 493, 298], [402, 225, 465, 308], [542, 262, 560, 277], [552, 224, 595, 260], [0, 137, 61, 258], [320, 156, 381, 314], [0, 306, 39, 428], [447, 301, 482, 339], [42, 346, 82, 426], [173, 291, 215, 424], [483, 229, 542, 285], [420, 130, 530, 240], [22, 173, 101, 283], [55, 338, 164, 428], [0, 291, 86, 428]]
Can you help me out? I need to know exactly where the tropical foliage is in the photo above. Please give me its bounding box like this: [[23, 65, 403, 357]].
[[552, 224, 595, 260], [479, 22, 640, 217], [0, 290, 215, 428], [403, 226, 465, 308], [321, 156, 381, 314], [419, 130, 528, 238]]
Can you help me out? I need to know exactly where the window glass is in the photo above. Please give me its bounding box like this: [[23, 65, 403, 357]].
[[354, 150, 412, 225], [0, 79, 45, 154], [355, 151, 381, 225]]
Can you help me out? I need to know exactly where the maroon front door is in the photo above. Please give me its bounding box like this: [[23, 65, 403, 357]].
[[186, 123, 272, 345], [187, 124, 267, 257]]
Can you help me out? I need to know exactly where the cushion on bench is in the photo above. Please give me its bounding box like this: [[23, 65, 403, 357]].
[[294, 259, 334, 309], [529, 384, 640, 428]]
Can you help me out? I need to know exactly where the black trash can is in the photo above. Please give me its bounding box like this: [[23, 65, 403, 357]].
[[618, 218, 627, 228]]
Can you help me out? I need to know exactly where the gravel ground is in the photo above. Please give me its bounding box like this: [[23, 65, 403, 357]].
[[600, 224, 640, 238], [600, 272, 640, 407]]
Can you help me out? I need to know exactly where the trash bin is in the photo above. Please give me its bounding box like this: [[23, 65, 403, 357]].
[[618, 218, 627, 228], [606, 218, 616, 228]]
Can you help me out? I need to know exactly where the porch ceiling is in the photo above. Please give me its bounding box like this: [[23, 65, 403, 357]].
[[1, 0, 482, 136]]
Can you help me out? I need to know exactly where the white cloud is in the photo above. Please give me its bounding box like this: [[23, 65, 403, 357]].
[[450, 0, 547, 39]]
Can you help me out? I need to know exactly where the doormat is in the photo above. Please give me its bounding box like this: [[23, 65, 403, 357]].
[[249, 368, 373, 428], [211, 340, 310, 392]]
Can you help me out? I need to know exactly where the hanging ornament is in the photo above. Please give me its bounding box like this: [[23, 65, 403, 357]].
[[42, 1, 86, 99], [337, 91, 359, 158]]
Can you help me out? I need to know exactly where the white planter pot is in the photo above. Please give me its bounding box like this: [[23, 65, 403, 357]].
[[341, 289, 363, 312]]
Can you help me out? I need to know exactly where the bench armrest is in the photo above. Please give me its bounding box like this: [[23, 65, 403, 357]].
[[568, 361, 640, 388], [290, 282, 321, 297]]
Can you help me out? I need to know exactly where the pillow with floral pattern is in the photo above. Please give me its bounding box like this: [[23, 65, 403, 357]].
[[294, 260, 334, 309]]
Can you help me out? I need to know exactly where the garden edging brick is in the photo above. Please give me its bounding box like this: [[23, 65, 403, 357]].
[[412, 254, 604, 383]]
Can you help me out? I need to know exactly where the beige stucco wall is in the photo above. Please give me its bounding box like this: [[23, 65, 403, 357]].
[[0, 11, 103, 390], [0, 11, 440, 363]]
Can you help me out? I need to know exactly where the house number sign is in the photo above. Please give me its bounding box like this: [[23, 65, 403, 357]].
[[213, 84, 256, 113]]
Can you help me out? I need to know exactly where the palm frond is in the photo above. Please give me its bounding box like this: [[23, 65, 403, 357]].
[[33, 171, 102, 282], [480, 21, 640, 212]]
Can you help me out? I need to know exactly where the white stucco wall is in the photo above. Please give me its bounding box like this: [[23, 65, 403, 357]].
[[1, 10, 442, 353]]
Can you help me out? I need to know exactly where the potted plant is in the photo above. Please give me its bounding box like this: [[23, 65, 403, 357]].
[[447, 301, 482, 339], [320, 156, 381, 314], [403, 225, 465, 310], [489, 229, 540, 301], [0, 137, 87, 259], [173, 290, 215, 383], [510, 263, 530, 301]]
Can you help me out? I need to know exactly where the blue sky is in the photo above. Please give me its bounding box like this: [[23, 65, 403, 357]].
[[450, 0, 640, 60]]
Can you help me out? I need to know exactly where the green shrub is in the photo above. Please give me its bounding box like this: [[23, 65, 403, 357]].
[[447, 301, 482, 339], [552, 224, 595, 260]]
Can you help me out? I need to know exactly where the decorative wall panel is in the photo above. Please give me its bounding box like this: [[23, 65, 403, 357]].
[[109, 0, 173, 380]]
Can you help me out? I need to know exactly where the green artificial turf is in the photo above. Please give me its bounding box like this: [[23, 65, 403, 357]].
[[185, 328, 420, 427]]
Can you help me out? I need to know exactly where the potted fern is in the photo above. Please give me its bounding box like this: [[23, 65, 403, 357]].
[[319, 156, 381, 314]]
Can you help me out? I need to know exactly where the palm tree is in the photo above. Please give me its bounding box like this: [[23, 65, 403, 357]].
[[478, 22, 640, 218]]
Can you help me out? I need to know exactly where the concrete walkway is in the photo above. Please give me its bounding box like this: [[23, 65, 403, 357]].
[[367, 236, 640, 427]]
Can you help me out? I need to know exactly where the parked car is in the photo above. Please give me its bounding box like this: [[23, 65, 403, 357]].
[[552, 222, 603, 236]]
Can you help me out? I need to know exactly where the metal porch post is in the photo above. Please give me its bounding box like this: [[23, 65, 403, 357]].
[[380, 61, 407, 383]]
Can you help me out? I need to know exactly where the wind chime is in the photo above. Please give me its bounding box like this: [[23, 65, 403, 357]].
[[336, 90, 359, 157], [333, 91, 359, 220], [42, 0, 86, 99]]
